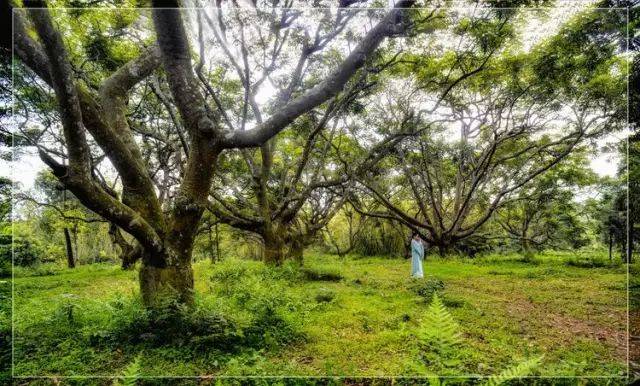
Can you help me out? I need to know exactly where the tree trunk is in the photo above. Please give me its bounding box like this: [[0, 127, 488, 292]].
[[215, 222, 221, 261], [609, 231, 613, 261], [208, 224, 215, 263], [63, 227, 75, 268], [289, 238, 304, 265], [121, 247, 141, 270], [263, 232, 284, 265], [108, 223, 139, 269], [437, 243, 447, 257], [139, 253, 194, 307], [627, 224, 633, 264], [72, 223, 79, 263]]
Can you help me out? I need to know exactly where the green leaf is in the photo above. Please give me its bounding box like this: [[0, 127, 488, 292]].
[[113, 354, 142, 386], [484, 355, 543, 386], [418, 293, 462, 351]]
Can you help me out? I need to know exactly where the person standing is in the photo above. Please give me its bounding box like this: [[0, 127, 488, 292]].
[[411, 233, 424, 278]]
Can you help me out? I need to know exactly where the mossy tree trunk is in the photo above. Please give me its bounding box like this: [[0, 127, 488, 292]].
[[139, 249, 195, 306], [288, 237, 305, 265], [263, 230, 285, 265]]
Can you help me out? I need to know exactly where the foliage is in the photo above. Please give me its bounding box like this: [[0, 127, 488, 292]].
[[113, 354, 142, 386], [323, 208, 408, 257], [409, 277, 445, 301], [301, 267, 343, 282], [6, 236, 41, 267], [1, 1, 634, 380], [100, 296, 244, 352], [484, 356, 544, 386], [0, 177, 10, 224], [565, 255, 617, 269], [0, 233, 10, 277], [210, 260, 307, 349], [418, 293, 462, 353], [418, 293, 543, 383], [314, 288, 336, 303], [11, 252, 626, 376], [0, 271, 10, 382]]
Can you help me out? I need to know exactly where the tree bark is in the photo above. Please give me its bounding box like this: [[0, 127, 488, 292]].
[[609, 231, 613, 261], [521, 235, 529, 254], [139, 249, 194, 307], [72, 223, 79, 263], [289, 237, 305, 265], [63, 227, 75, 268], [208, 224, 215, 263], [263, 231, 285, 265], [215, 222, 221, 262]]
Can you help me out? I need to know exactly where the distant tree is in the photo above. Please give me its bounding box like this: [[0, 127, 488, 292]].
[[347, 6, 627, 255], [323, 203, 369, 258], [628, 54, 639, 263], [0, 177, 9, 224], [494, 155, 596, 253], [0, 177, 12, 276]]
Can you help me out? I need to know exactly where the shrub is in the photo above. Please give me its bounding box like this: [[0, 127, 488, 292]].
[[0, 234, 10, 277], [442, 297, 466, 309], [301, 267, 343, 282], [113, 354, 142, 386], [236, 279, 306, 349], [216, 267, 307, 350], [521, 250, 539, 264], [314, 288, 336, 303], [0, 280, 10, 381], [410, 277, 445, 300], [1, 235, 41, 267], [243, 300, 304, 350], [565, 256, 613, 268], [94, 297, 243, 352], [211, 262, 250, 284], [13, 264, 62, 278]]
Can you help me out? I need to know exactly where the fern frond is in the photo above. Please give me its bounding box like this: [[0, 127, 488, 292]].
[[427, 374, 442, 386], [418, 293, 462, 350], [484, 355, 543, 386], [113, 354, 142, 386]]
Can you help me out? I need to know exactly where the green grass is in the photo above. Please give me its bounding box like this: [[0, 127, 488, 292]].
[[9, 251, 628, 379]]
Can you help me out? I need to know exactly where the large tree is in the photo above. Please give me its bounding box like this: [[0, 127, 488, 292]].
[[197, 3, 442, 265], [346, 5, 627, 254], [9, 0, 417, 306]]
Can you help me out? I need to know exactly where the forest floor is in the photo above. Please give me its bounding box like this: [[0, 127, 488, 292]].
[[8, 250, 631, 381]]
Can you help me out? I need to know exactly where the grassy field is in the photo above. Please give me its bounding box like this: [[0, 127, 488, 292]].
[[9, 250, 629, 381]]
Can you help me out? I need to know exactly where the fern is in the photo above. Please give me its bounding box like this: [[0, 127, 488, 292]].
[[417, 292, 542, 381], [113, 354, 142, 386], [427, 375, 442, 386], [418, 293, 462, 351], [484, 355, 543, 386]]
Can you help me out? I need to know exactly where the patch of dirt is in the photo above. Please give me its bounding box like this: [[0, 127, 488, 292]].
[[630, 310, 640, 377], [505, 297, 627, 361]]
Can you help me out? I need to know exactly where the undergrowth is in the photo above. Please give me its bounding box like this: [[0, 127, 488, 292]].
[[418, 293, 544, 383]]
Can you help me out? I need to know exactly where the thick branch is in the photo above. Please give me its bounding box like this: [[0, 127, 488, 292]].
[[223, 0, 416, 148]]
